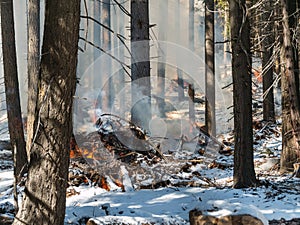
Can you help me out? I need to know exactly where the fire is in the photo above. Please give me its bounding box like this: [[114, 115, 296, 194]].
[[69, 134, 97, 159], [252, 68, 262, 83], [69, 133, 126, 192]]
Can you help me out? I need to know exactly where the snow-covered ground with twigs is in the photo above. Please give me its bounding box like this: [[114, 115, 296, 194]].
[[1, 118, 300, 225]]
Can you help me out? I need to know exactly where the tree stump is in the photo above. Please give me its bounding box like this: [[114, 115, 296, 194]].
[[189, 209, 264, 225]]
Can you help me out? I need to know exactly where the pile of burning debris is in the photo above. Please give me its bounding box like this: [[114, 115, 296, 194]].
[[95, 114, 167, 163], [68, 114, 231, 191], [68, 114, 169, 190]]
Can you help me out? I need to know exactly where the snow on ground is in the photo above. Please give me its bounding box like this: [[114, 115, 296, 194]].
[[2, 162, 300, 225], [64, 181, 300, 225], [1, 125, 300, 225]]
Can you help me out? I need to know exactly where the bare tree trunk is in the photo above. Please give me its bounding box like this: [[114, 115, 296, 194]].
[[26, 0, 40, 160], [287, 1, 300, 104], [176, 0, 184, 101], [230, 0, 257, 188], [223, 3, 229, 65], [130, 0, 151, 131], [93, 0, 103, 114], [189, 0, 195, 123], [157, 0, 168, 118], [118, 3, 126, 117], [205, 0, 216, 137], [13, 0, 80, 224], [280, 0, 300, 172], [0, 0, 27, 181], [261, 0, 275, 122], [102, 0, 114, 112]]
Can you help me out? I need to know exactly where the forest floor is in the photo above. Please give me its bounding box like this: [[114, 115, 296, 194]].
[[2, 118, 300, 225], [0, 80, 300, 225]]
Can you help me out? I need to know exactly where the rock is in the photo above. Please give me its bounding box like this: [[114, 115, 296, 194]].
[[86, 218, 98, 225], [189, 209, 265, 225]]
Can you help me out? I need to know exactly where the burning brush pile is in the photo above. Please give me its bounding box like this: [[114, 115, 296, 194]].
[[69, 114, 170, 191], [95, 114, 167, 163], [68, 114, 229, 192]]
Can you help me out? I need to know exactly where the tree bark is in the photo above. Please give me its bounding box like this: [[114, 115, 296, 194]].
[[26, 0, 40, 160], [175, 0, 184, 101], [286, 1, 300, 104], [101, 0, 114, 112], [130, 0, 151, 131], [157, 0, 168, 118], [0, 0, 27, 181], [280, 0, 300, 172], [189, 0, 195, 123], [230, 0, 257, 188], [13, 0, 80, 224], [261, 0, 275, 122], [205, 0, 216, 137]]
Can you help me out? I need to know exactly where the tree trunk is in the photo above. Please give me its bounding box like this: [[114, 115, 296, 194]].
[[189, 0, 195, 123], [26, 0, 40, 160], [0, 0, 27, 181], [130, 0, 151, 131], [176, 0, 184, 101], [205, 0, 216, 137], [157, 0, 168, 118], [118, 3, 126, 117], [101, 0, 114, 112], [261, 0, 275, 122], [280, 0, 300, 172], [93, 0, 103, 114], [287, 1, 300, 105], [13, 0, 80, 224], [230, 0, 257, 188]]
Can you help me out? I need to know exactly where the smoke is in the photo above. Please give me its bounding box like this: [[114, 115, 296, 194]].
[[2, 0, 233, 136]]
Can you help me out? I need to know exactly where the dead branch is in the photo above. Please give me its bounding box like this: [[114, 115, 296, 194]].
[[81, 15, 115, 34], [112, 0, 131, 17], [222, 82, 233, 89]]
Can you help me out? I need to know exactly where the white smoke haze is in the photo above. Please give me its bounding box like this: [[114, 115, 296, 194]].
[[0, 0, 233, 141]]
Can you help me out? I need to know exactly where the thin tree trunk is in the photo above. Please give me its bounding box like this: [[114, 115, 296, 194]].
[[287, 1, 300, 105], [205, 0, 216, 137], [118, 3, 126, 117], [280, 0, 300, 172], [189, 0, 195, 123], [223, 3, 229, 65], [230, 0, 257, 188], [94, 0, 103, 114], [27, 0, 40, 160], [131, 0, 151, 131], [261, 0, 275, 122], [13, 0, 80, 224], [102, 0, 114, 112], [176, 0, 184, 101], [0, 0, 27, 181], [157, 0, 168, 117]]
